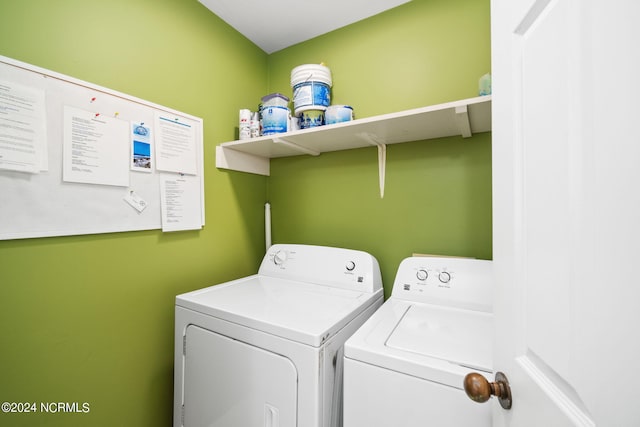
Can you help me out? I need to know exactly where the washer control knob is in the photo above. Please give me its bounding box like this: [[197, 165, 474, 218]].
[[439, 271, 451, 283], [346, 261, 356, 271], [416, 269, 428, 281], [273, 250, 287, 265]]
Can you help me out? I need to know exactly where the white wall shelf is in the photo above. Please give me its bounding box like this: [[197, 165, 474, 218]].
[[216, 95, 492, 195]]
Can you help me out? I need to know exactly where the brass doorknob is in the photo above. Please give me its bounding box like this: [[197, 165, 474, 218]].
[[463, 371, 512, 410]]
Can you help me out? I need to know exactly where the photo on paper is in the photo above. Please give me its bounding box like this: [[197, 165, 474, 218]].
[[131, 122, 152, 172]]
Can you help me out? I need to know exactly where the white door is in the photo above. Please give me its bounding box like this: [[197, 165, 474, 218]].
[[490, 0, 640, 425], [183, 325, 297, 427]]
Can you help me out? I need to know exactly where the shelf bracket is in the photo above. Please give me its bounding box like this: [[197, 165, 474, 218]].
[[377, 143, 386, 199], [273, 137, 320, 156], [216, 145, 270, 176], [455, 105, 473, 138], [357, 133, 387, 199]]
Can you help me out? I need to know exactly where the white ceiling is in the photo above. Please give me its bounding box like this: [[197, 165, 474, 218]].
[[198, 0, 412, 54]]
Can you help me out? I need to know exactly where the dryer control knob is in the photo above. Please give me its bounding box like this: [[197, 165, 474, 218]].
[[273, 250, 288, 265], [346, 261, 356, 271], [416, 269, 428, 281]]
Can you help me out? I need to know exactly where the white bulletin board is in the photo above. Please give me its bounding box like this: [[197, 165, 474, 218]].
[[0, 55, 205, 240]]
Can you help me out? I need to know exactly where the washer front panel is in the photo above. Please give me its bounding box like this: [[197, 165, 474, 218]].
[[343, 358, 491, 427]]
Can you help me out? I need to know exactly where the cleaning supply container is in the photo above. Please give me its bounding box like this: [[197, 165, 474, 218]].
[[261, 93, 289, 108], [325, 105, 354, 125], [239, 108, 251, 139], [298, 106, 325, 129], [291, 64, 332, 116], [261, 106, 289, 135]]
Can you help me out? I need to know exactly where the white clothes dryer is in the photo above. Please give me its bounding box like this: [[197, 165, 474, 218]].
[[174, 244, 383, 427], [343, 256, 493, 427]]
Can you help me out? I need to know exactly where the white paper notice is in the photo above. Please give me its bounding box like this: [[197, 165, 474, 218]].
[[155, 113, 197, 175], [63, 106, 129, 187], [0, 79, 47, 173], [160, 173, 202, 232]]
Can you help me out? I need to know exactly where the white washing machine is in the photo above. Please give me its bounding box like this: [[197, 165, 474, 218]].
[[343, 256, 493, 427], [173, 244, 383, 427]]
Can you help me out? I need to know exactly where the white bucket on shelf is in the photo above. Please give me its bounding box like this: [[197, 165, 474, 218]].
[[291, 64, 332, 115]]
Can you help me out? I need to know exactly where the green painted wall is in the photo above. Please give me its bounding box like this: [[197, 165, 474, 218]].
[[0, 0, 268, 426], [0, 0, 491, 425], [267, 0, 492, 296]]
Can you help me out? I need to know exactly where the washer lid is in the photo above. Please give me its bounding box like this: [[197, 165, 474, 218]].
[[386, 304, 493, 372], [344, 299, 493, 388], [176, 275, 382, 347]]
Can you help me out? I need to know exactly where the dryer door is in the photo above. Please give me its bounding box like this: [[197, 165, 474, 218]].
[[183, 325, 297, 427]]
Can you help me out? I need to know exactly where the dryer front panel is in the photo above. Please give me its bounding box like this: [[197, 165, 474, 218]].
[[183, 325, 297, 427]]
